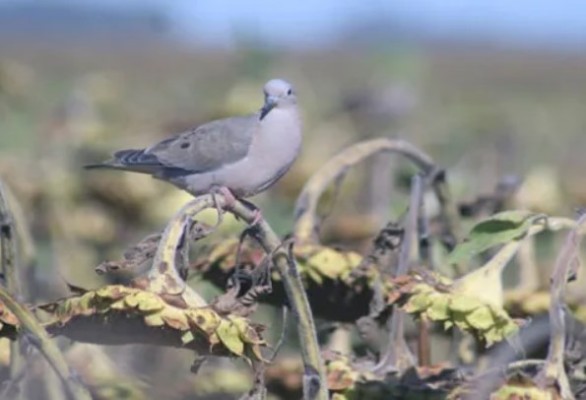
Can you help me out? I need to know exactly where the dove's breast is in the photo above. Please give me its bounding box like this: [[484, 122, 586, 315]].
[[217, 107, 302, 197], [179, 106, 302, 198]]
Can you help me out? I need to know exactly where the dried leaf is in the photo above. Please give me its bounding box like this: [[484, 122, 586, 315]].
[[160, 306, 190, 330], [181, 331, 195, 345], [465, 306, 494, 331], [144, 312, 165, 327], [449, 296, 483, 313], [426, 294, 450, 321], [187, 309, 220, 335], [215, 319, 244, 356], [404, 292, 432, 313]]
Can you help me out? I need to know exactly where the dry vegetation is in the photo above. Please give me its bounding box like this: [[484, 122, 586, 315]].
[[1, 43, 586, 399]]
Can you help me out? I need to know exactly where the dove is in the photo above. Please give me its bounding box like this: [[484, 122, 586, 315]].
[[86, 79, 302, 221]]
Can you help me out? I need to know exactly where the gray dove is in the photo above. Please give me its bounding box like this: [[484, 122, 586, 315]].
[[86, 79, 302, 217]]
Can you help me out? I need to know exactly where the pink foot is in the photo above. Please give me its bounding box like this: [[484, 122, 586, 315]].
[[249, 209, 263, 227], [213, 186, 237, 209]]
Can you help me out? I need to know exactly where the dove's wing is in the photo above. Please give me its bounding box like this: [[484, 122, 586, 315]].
[[145, 114, 257, 173], [91, 114, 258, 176]]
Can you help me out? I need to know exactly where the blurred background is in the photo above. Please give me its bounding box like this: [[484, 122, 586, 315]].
[[1, 0, 586, 398]]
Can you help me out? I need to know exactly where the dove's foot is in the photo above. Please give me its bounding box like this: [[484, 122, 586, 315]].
[[239, 198, 263, 227], [209, 187, 263, 227], [209, 186, 238, 229], [249, 209, 263, 227], [210, 186, 237, 209]]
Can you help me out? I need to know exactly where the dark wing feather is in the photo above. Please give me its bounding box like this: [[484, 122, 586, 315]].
[[84, 148, 176, 174], [113, 149, 160, 166]]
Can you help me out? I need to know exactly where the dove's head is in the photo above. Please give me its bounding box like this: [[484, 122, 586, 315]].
[[260, 79, 296, 120]]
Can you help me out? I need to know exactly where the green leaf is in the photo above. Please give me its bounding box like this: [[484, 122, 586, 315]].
[[447, 210, 539, 265]]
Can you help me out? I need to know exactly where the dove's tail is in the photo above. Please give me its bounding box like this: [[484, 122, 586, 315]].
[[84, 149, 162, 174]]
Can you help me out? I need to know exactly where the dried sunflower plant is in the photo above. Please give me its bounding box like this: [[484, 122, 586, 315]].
[[0, 137, 584, 400]]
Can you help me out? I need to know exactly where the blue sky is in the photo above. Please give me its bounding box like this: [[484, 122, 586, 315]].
[[171, 0, 586, 49], [3, 0, 586, 50]]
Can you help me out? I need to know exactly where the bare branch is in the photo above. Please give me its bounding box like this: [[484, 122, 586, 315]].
[[397, 174, 424, 275], [535, 213, 586, 399], [373, 174, 424, 376], [293, 138, 436, 244], [0, 181, 21, 300], [146, 195, 328, 400], [0, 181, 25, 385], [0, 286, 92, 400]]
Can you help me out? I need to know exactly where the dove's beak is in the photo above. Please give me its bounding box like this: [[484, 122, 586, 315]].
[[260, 96, 277, 120]]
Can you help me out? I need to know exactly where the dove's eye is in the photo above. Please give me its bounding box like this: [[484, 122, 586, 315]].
[[287, 89, 292, 95]]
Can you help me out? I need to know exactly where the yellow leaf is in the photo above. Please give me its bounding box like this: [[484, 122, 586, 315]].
[[135, 292, 165, 312], [483, 326, 503, 346], [110, 300, 126, 310], [305, 264, 324, 284], [95, 285, 132, 300], [426, 294, 450, 321], [404, 292, 431, 313], [160, 307, 190, 330], [215, 319, 244, 356], [229, 316, 263, 345], [465, 306, 494, 331], [144, 312, 165, 327], [187, 309, 221, 335], [124, 293, 140, 308], [449, 296, 483, 313], [181, 331, 195, 345], [346, 252, 363, 268], [307, 248, 349, 279], [75, 292, 96, 315]]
